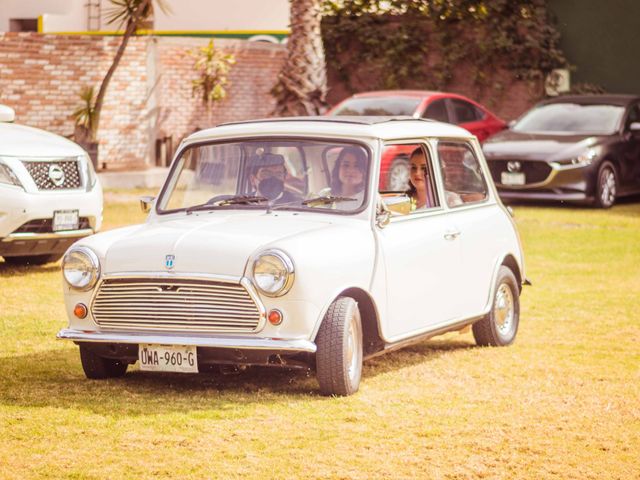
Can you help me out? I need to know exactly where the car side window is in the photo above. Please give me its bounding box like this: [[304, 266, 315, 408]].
[[423, 99, 449, 123], [451, 99, 483, 124], [379, 143, 440, 215], [437, 142, 488, 207], [626, 103, 640, 128]]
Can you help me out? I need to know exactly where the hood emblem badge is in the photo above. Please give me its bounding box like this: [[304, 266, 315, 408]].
[[507, 161, 522, 173], [165, 254, 175, 270], [48, 164, 65, 186]]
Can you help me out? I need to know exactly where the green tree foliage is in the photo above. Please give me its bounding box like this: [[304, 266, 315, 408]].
[[322, 0, 568, 94], [189, 40, 236, 126]]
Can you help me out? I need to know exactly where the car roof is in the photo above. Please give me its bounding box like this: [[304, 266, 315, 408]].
[[349, 90, 443, 99], [186, 117, 473, 144], [540, 94, 640, 107]]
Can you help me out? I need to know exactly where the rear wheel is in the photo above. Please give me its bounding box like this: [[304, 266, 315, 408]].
[[473, 266, 520, 347], [386, 157, 410, 191], [2, 253, 63, 266], [316, 297, 363, 396], [79, 344, 128, 379], [593, 162, 617, 208]]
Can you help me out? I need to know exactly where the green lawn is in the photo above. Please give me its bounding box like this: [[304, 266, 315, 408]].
[[1, 193, 639, 479]]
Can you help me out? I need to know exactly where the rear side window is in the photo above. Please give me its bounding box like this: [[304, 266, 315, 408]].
[[423, 99, 449, 122], [451, 99, 484, 123], [437, 142, 488, 207]]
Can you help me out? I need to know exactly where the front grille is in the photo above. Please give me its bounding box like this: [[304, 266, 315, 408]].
[[22, 159, 82, 190], [13, 217, 91, 234], [488, 160, 552, 184], [91, 277, 262, 333]]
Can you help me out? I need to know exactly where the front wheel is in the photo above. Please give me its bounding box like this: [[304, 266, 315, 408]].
[[593, 162, 617, 209], [473, 266, 520, 347], [316, 297, 363, 396], [79, 344, 128, 379]]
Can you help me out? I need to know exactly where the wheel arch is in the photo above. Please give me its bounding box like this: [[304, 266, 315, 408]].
[[501, 254, 522, 293], [313, 287, 385, 358]]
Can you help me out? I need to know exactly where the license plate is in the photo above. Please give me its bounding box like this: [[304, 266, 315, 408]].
[[501, 172, 526, 186], [53, 210, 79, 231], [139, 344, 198, 373]]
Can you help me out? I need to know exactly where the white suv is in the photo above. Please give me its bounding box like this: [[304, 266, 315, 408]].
[[0, 105, 102, 265]]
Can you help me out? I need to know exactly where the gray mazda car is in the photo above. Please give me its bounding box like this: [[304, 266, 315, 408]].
[[483, 95, 640, 208]]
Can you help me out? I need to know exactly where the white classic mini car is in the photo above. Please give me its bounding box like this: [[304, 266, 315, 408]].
[[0, 104, 102, 265], [58, 117, 526, 396]]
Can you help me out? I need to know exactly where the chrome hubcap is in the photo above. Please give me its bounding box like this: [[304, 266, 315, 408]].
[[388, 162, 410, 191], [346, 314, 361, 383], [494, 283, 515, 335], [600, 168, 616, 206]]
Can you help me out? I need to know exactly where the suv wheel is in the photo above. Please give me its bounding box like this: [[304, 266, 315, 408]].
[[473, 266, 520, 347], [79, 344, 128, 379], [316, 297, 363, 396]]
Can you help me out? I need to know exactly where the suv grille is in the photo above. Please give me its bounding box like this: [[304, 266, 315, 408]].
[[22, 159, 82, 190], [13, 217, 91, 234], [91, 277, 263, 333], [488, 160, 552, 185]]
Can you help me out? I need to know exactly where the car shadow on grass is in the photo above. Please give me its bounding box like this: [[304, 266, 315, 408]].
[[0, 337, 476, 412], [0, 262, 59, 276]]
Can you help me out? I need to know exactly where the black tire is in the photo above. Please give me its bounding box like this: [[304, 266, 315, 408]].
[[79, 344, 128, 379], [593, 161, 617, 209], [3, 253, 63, 266], [316, 297, 363, 396], [473, 266, 520, 347], [386, 157, 410, 191]]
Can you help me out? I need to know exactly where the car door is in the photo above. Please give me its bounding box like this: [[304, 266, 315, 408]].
[[621, 103, 640, 191], [448, 99, 493, 141], [434, 140, 503, 319], [374, 142, 462, 340]]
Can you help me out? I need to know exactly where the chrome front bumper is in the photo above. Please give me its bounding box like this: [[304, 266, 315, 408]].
[[56, 328, 317, 353]]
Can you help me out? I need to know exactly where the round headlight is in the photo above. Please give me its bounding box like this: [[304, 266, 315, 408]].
[[62, 247, 100, 290], [252, 250, 294, 297]]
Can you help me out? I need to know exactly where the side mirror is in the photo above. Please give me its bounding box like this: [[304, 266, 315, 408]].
[[0, 104, 16, 123], [140, 195, 155, 213]]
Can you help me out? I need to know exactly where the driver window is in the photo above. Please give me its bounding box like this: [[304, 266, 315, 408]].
[[379, 143, 439, 215]]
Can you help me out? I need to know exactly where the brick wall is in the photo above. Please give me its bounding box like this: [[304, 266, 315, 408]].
[[0, 33, 286, 168]]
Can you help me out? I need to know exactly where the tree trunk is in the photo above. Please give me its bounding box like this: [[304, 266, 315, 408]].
[[92, 0, 151, 140], [272, 0, 328, 116]]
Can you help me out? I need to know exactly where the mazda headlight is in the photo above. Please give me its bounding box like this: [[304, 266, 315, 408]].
[[62, 247, 100, 290], [554, 148, 597, 168], [252, 250, 294, 297], [0, 160, 23, 187]]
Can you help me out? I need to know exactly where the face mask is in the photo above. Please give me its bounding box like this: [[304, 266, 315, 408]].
[[258, 176, 284, 200]]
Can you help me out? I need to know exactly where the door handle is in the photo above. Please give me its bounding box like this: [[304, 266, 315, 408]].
[[444, 230, 461, 241]]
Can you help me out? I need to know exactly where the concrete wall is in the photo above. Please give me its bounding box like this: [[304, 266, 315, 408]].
[[0, 33, 286, 168]]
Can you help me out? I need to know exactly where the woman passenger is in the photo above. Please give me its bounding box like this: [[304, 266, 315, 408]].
[[407, 147, 430, 210], [330, 146, 368, 205]]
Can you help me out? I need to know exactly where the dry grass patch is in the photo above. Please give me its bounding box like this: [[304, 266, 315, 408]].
[[1, 193, 639, 479]]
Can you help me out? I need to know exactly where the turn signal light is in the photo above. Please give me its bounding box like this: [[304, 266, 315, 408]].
[[74, 303, 88, 319], [268, 309, 283, 325]]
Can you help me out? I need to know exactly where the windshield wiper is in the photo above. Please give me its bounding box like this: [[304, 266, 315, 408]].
[[185, 195, 268, 214], [301, 195, 357, 206]]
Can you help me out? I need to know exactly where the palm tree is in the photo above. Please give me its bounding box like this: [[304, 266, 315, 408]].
[[272, 0, 328, 116], [90, 0, 169, 141]]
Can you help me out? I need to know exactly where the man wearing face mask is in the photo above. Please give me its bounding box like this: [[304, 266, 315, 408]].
[[249, 154, 302, 204]]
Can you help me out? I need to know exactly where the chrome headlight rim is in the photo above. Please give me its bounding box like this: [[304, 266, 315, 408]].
[[62, 246, 101, 291], [251, 249, 295, 297]]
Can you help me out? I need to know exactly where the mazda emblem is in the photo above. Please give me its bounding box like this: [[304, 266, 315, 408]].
[[507, 161, 522, 173], [48, 164, 65, 186]]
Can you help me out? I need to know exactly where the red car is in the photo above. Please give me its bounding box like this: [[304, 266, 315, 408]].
[[328, 90, 506, 190]]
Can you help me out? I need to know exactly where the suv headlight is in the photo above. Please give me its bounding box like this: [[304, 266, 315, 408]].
[[0, 160, 23, 188], [81, 154, 97, 190], [62, 247, 100, 290], [252, 249, 294, 297]]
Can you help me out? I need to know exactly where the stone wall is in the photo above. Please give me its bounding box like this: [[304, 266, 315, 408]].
[[0, 33, 286, 169]]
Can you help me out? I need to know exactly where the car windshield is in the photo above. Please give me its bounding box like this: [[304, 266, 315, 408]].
[[331, 97, 421, 116], [158, 139, 371, 214], [513, 103, 624, 135]]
